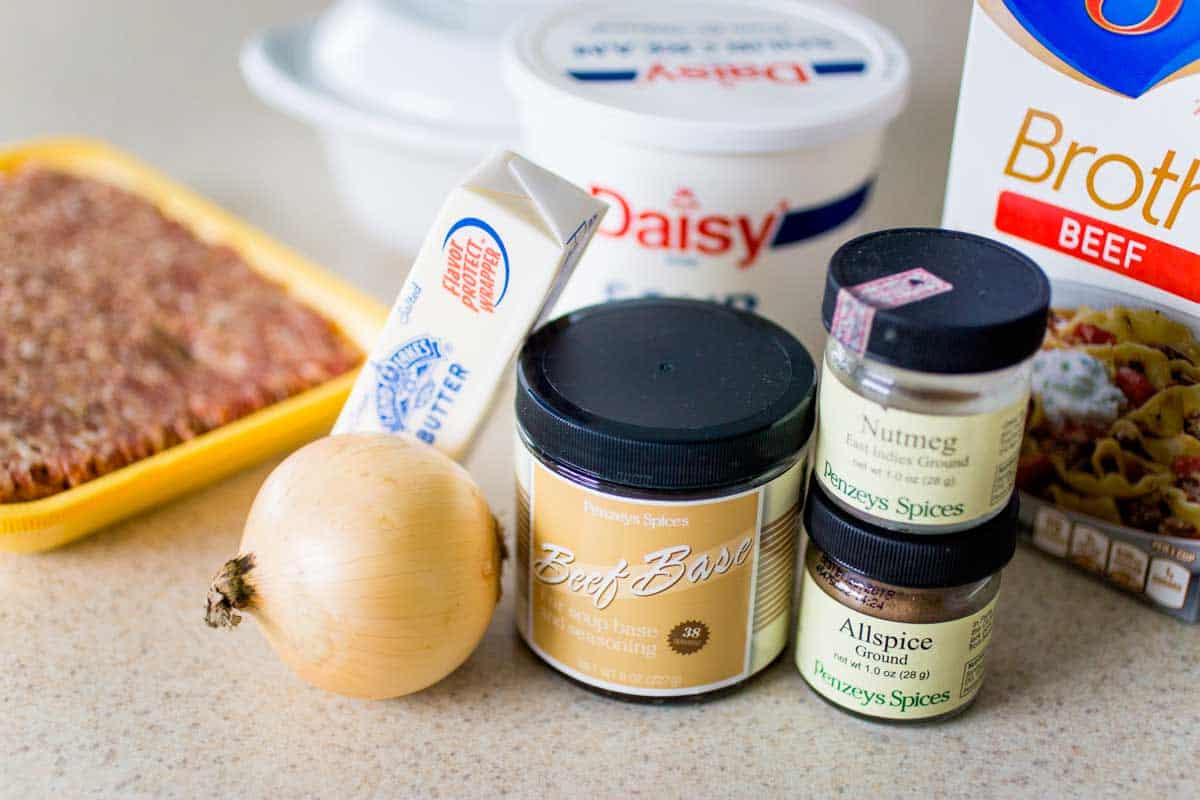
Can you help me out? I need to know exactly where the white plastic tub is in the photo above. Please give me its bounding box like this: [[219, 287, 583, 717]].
[[505, 0, 909, 351], [241, 0, 569, 254]]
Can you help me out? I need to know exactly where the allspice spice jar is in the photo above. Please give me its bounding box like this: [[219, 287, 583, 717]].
[[514, 299, 816, 702], [795, 481, 1018, 723], [814, 228, 1049, 533]]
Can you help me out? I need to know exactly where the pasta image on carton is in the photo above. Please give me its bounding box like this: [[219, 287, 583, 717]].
[[943, 0, 1200, 620]]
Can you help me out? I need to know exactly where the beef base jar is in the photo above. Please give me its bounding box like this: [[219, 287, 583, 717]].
[[514, 299, 816, 702]]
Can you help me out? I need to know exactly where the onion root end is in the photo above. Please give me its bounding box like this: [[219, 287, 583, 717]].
[[205, 553, 257, 629]]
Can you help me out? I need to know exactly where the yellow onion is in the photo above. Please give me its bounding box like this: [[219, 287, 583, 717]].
[[205, 433, 502, 699]]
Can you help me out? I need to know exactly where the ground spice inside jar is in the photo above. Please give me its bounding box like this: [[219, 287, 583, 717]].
[[795, 480, 1018, 723]]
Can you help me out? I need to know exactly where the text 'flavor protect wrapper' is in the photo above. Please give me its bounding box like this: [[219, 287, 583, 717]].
[[334, 150, 607, 459]]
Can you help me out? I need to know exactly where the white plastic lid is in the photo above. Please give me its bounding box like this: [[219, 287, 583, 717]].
[[311, 0, 574, 135], [505, 0, 910, 153]]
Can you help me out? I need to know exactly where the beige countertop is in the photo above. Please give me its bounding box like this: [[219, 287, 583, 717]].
[[5, 409, 1200, 798], [2, 2, 1198, 798]]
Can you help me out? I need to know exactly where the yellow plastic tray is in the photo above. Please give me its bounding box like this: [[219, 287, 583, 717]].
[[0, 139, 387, 553]]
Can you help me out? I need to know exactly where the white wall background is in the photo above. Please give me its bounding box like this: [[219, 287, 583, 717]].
[[841, 0, 974, 226]]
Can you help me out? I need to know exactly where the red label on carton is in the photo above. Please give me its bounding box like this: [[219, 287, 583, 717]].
[[995, 191, 1200, 302]]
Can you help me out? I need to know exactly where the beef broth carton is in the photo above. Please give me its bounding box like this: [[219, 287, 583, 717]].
[[944, 0, 1200, 621]]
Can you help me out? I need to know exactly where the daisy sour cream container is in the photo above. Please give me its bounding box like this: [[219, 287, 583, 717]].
[[504, 0, 909, 352]]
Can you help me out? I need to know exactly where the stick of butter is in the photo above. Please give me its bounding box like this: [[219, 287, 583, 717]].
[[334, 150, 607, 460]]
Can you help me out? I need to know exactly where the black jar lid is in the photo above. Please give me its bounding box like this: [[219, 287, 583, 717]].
[[821, 228, 1050, 374], [517, 298, 817, 491], [804, 480, 1018, 589]]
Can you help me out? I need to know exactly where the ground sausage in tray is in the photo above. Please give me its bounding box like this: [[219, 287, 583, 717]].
[[0, 168, 362, 503]]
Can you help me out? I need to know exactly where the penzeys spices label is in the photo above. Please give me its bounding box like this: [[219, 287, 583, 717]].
[[525, 461, 758, 694], [795, 569, 998, 720], [515, 457, 802, 697], [815, 371, 1027, 529]]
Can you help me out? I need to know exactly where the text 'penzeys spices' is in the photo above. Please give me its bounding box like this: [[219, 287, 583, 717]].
[[514, 299, 816, 701], [814, 228, 1050, 533]]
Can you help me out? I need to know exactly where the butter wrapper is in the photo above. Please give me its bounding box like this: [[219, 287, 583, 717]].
[[334, 151, 607, 459]]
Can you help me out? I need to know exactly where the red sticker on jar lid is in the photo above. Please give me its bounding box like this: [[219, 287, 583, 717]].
[[830, 268, 954, 355]]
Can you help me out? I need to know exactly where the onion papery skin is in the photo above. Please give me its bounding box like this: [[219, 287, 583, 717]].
[[235, 434, 500, 699]]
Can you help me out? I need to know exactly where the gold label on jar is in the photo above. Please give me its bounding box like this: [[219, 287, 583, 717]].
[[814, 371, 1027, 528], [795, 569, 998, 720], [515, 455, 800, 697]]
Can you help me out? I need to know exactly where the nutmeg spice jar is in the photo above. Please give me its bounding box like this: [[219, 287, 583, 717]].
[[814, 228, 1049, 534], [795, 481, 1018, 723], [514, 299, 817, 702]]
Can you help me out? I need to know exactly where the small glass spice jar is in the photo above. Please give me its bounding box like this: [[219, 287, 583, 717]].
[[814, 228, 1050, 533], [514, 298, 816, 702], [794, 480, 1018, 723]]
